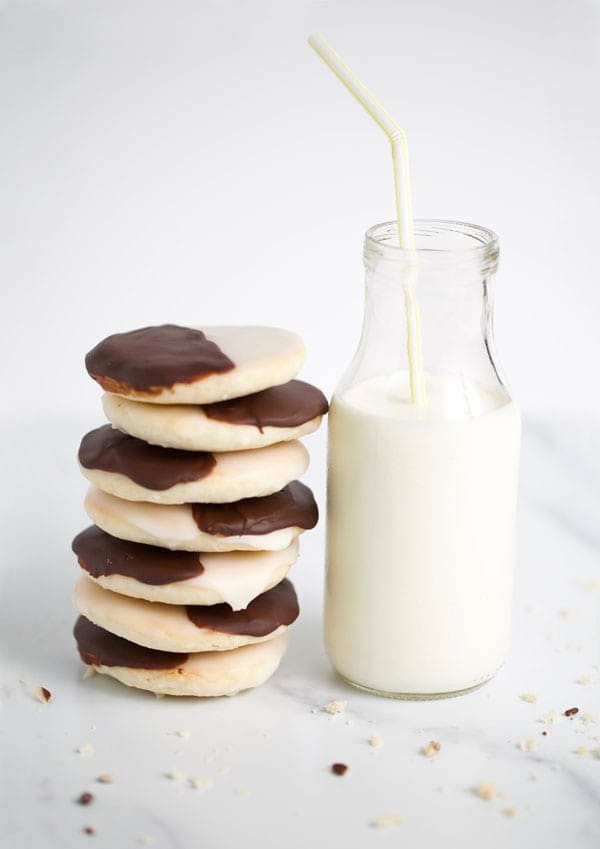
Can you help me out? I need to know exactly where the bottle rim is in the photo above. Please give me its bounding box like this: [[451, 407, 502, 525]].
[[364, 219, 499, 273]]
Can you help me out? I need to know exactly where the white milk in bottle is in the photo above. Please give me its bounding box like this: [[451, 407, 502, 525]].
[[324, 221, 521, 697]]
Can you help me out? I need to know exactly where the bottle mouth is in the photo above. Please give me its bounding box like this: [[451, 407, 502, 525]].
[[364, 219, 499, 273]]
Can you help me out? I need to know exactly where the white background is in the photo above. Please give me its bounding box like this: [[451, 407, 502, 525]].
[[1, 0, 599, 418], [1, 3, 599, 849]]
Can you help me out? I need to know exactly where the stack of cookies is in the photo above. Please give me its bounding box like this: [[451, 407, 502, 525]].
[[71, 324, 328, 698]]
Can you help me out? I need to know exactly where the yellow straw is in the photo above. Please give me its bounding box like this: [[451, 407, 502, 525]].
[[308, 32, 426, 406]]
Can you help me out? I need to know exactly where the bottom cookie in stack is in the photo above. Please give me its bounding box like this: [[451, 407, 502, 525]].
[[74, 617, 289, 697]]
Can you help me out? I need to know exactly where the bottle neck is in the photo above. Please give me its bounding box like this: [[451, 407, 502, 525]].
[[338, 220, 509, 406]]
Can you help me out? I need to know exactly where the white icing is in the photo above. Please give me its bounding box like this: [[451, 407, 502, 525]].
[[85, 486, 303, 551], [195, 545, 297, 610], [202, 326, 304, 367], [86, 486, 199, 541], [222, 528, 297, 551], [213, 441, 308, 477]]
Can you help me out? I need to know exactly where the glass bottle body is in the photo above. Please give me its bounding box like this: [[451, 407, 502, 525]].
[[325, 221, 521, 698]]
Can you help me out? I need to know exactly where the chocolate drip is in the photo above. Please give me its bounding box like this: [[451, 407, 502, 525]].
[[79, 425, 217, 490], [191, 481, 318, 536], [203, 380, 329, 432], [186, 579, 299, 636], [85, 324, 235, 394], [74, 616, 188, 669], [72, 527, 204, 586]]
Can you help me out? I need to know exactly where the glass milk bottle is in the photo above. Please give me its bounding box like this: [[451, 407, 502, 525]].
[[325, 220, 521, 698]]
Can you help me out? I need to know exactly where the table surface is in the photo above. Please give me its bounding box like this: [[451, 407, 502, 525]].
[[1, 415, 599, 849]]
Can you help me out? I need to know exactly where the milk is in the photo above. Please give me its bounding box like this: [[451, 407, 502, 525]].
[[325, 371, 521, 696]]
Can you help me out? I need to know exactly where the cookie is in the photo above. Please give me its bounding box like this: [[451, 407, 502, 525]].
[[86, 325, 305, 404], [73, 574, 299, 652], [72, 526, 298, 608], [84, 481, 318, 552], [102, 380, 329, 452], [78, 425, 309, 504], [74, 616, 288, 697]]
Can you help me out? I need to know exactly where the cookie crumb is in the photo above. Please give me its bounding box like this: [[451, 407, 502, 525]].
[[502, 807, 517, 819], [540, 710, 559, 725], [519, 692, 538, 704], [564, 707, 579, 717], [474, 782, 500, 801], [583, 580, 600, 593], [577, 674, 596, 686], [369, 734, 383, 749], [83, 667, 96, 679], [371, 814, 403, 829], [582, 713, 598, 725], [219, 766, 231, 775], [423, 740, 441, 758], [519, 738, 537, 752], [189, 776, 213, 791], [167, 729, 191, 739], [310, 707, 319, 714], [78, 792, 93, 806], [573, 746, 588, 756], [345, 719, 355, 727], [139, 837, 155, 847], [83, 826, 95, 836], [96, 774, 114, 784], [558, 608, 571, 619], [331, 763, 348, 775], [77, 743, 94, 756], [591, 747, 600, 759], [31, 685, 51, 704], [234, 787, 249, 796], [165, 768, 185, 781], [323, 700, 347, 715]]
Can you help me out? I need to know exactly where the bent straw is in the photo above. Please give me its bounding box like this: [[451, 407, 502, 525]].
[[308, 32, 426, 406]]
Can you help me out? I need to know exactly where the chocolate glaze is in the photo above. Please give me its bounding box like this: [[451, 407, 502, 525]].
[[203, 380, 329, 432], [72, 526, 205, 586], [74, 616, 188, 669], [78, 425, 217, 490], [186, 579, 299, 636], [191, 481, 318, 536], [85, 324, 235, 394]]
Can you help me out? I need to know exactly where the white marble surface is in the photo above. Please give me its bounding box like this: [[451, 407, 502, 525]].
[[1, 415, 599, 849]]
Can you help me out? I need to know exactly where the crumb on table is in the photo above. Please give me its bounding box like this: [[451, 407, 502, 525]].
[[323, 700, 348, 715], [371, 814, 403, 829]]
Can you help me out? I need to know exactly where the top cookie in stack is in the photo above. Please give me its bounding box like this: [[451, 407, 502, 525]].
[[72, 324, 328, 698]]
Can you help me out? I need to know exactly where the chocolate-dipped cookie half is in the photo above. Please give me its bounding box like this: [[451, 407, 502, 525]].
[[102, 379, 329, 452], [73, 574, 299, 652], [78, 425, 308, 504], [86, 324, 305, 404], [84, 481, 318, 552], [72, 526, 299, 608], [74, 616, 288, 697]]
